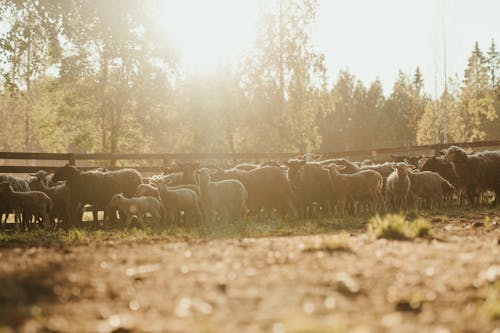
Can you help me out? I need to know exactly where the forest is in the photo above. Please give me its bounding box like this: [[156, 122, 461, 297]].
[[0, 0, 499, 155]]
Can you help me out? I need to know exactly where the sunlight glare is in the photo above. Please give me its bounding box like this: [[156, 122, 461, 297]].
[[157, 0, 258, 73]]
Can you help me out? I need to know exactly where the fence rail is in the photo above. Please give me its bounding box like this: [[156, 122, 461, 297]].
[[1, 140, 499, 174]]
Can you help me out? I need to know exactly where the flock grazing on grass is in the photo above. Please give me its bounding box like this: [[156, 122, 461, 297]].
[[0, 145, 499, 230]]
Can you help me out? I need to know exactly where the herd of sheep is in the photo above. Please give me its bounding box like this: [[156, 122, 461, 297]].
[[0, 145, 498, 230]]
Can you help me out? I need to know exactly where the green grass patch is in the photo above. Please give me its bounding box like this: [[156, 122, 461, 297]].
[[368, 214, 432, 241], [303, 234, 352, 253]]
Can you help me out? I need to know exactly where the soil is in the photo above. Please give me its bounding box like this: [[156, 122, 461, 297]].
[[0, 210, 499, 333]]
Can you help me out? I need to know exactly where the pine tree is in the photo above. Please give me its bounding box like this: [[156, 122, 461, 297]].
[[459, 42, 497, 140], [486, 39, 499, 89]]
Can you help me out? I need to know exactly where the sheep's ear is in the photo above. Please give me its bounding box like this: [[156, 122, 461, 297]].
[[209, 169, 218, 174], [321, 165, 329, 171], [337, 165, 346, 170]]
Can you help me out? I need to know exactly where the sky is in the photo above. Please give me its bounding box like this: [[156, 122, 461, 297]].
[[313, 0, 500, 95], [159, 0, 500, 96], [2, 0, 499, 96]]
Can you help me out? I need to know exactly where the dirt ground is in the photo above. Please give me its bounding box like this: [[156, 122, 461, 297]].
[[0, 210, 499, 333]]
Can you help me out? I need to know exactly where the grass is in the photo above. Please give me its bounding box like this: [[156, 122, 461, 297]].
[[367, 214, 433, 241], [0, 215, 369, 247], [3, 204, 495, 247], [302, 234, 352, 253]]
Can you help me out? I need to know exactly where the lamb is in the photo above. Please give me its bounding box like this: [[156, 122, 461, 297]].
[[0, 181, 52, 229], [442, 146, 500, 205], [28, 175, 72, 228], [322, 163, 384, 217], [385, 163, 413, 211], [407, 170, 453, 209], [52, 164, 143, 225], [109, 193, 162, 224], [156, 180, 202, 226], [0, 174, 30, 224], [195, 168, 248, 224]]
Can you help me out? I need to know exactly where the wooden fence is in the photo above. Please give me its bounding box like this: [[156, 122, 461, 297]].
[[1, 140, 500, 174]]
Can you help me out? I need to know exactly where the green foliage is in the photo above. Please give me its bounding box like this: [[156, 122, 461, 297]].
[[0, 2, 499, 153]]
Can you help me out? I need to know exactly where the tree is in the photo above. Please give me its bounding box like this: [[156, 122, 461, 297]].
[[486, 39, 499, 89], [0, 0, 68, 150], [242, 0, 326, 152], [458, 42, 497, 141]]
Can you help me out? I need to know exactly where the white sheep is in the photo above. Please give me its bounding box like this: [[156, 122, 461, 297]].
[[322, 163, 384, 217], [109, 193, 162, 225], [195, 168, 248, 224], [156, 180, 202, 226], [385, 162, 414, 211]]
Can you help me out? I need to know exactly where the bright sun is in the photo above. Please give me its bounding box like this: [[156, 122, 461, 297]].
[[156, 0, 258, 73]]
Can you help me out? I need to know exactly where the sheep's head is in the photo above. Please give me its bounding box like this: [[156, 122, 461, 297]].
[[194, 168, 212, 183], [52, 164, 81, 182], [420, 156, 441, 171], [286, 159, 306, 181], [28, 177, 43, 191], [321, 163, 345, 176], [109, 193, 125, 206], [443, 146, 468, 163], [391, 162, 414, 176], [300, 153, 321, 162], [29, 170, 50, 179]]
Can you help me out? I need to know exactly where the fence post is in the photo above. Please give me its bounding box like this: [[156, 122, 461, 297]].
[[67, 153, 75, 166]]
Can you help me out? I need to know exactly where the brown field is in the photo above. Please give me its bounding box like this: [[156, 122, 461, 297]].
[[0, 209, 499, 333]]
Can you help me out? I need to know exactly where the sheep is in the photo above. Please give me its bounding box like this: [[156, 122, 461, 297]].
[[156, 180, 202, 226], [442, 146, 500, 205], [51, 164, 143, 225], [195, 168, 248, 224], [0, 174, 30, 224], [210, 165, 294, 218], [385, 163, 413, 211], [419, 156, 459, 206], [108, 193, 162, 225], [322, 163, 384, 217], [28, 175, 72, 228], [286, 159, 332, 218], [407, 170, 453, 209], [0, 181, 52, 230]]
